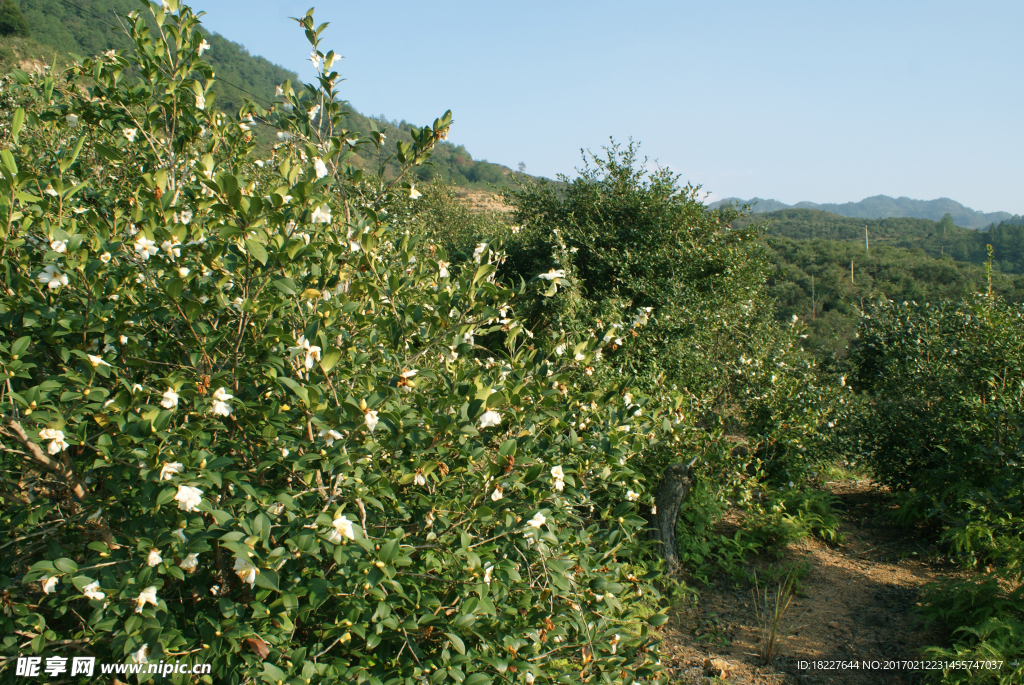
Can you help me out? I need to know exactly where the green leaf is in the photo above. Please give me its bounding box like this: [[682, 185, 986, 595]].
[[68, 135, 87, 168], [245, 238, 269, 265], [260, 663, 287, 684], [498, 439, 517, 457], [94, 143, 122, 162], [647, 612, 669, 626], [255, 569, 280, 592], [11, 107, 24, 144], [445, 632, 466, 655], [155, 487, 177, 507], [53, 558, 78, 574], [12, 336, 31, 357], [271, 275, 298, 295], [379, 538, 400, 565], [320, 346, 341, 372], [1, 150, 16, 176], [464, 674, 491, 685]]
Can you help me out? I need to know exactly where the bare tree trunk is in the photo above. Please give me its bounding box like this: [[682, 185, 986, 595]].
[[649, 460, 694, 574]]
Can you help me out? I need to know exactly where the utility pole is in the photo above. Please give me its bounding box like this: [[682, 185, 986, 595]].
[[851, 260, 855, 285], [811, 274, 816, 319], [865, 225, 869, 255]]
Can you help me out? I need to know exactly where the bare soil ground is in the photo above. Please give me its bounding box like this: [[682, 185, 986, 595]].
[[453, 188, 512, 214], [658, 480, 954, 684]]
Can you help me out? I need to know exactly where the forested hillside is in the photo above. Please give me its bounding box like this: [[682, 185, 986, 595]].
[[730, 209, 1024, 357], [715, 194, 1018, 229], [6, 0, 521, 188]]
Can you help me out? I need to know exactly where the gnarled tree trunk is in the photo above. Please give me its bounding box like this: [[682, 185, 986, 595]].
[[648, 460, 694, 575]]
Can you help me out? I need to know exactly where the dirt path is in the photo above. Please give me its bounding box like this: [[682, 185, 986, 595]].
[[658, 480, 953, 684]]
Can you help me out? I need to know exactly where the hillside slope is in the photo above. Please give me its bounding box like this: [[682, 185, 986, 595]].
[[13, 0, 523, 189]]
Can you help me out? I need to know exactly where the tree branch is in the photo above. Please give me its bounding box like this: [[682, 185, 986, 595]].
[[2, 418, 87, 500]]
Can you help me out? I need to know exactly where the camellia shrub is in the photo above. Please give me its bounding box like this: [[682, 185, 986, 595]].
[[845, 292, 1024, 569], [0, 3, 672, 683]]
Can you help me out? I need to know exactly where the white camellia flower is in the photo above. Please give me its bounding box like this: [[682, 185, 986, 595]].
[[280, 448, 290, 458], [134, 236, 159, 260], [413, 472, 426, 486], [313, 157, 329, 179], [82, 581, 105, 601], [525, 673, 535, 684], [160, 239, 181, 261], [626, 490, 639, 502], [275, 85, 284, 96], [41, 576, 58, 594], [50, 239, 68, 253], [131, 644, 148, 664], [66, 113, 79, 128], [100, 252, 112, 264], [409, 184, 422, 200], [551, 465, 565, 492], [276, 131, 292, 141], [177, 267, 190, 278], [160, 388, 179, 409], [538, 269, 565, 280], [123, 128, 137, 142], [528, 512, 546, 528], [195, 94, 205, 110], [623, 393, 633, 406], [233, 556, 259, 587], [574, 352, 586, 361], [87, 354, 111, 367], [483, 563, 493, 584], [651, 505, 657, 515], [174, 485, 203, 512], [438, 260, 449, 278], [472, 243, 487, 263], [478, 410, 501, 429], [555, 344, 566, 356], [490, 486, 503, 501], [610, 634, 620, 654], [311, 205, 331, 223], [364, 410, 379, 432], [180, 209, 193, 224], [211, 387, 233, 417], [172, 528, 187, 544], [290, 335, 321, 370], [328, 514, 355, 542], [147, 549, 163, 567], [179, 553, 199, 573], [39, 428, 69, 455], [159, 461, 183, 480], [135, 586, 158, 613], [319, 428, 342, 446], [197, 38, 210, 55], [37, 265, 69, 290]]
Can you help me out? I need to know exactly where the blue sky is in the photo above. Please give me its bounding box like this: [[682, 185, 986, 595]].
[[192, 1, 1024, 214]]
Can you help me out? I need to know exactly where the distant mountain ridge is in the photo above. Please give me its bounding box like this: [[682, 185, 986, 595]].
[[711, 195, 1018, 230]]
